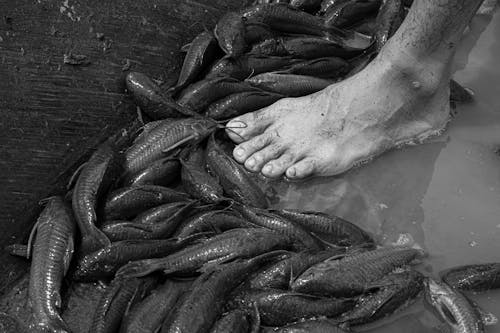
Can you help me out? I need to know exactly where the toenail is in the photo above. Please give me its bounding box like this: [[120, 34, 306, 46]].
[[228, 121, 246, 129], [247, 158, 256, 168], [287, 167, 296, 178], [263, 164, 273, 174], [234, 148, 244, 157]]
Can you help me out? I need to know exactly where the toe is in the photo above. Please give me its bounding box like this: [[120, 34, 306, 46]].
[[245, 144, 285, 172], [261, 153, 296, 178], [226, 108, 274, 143], [233, 133, 273, 164], [286, 158, 316, 179]]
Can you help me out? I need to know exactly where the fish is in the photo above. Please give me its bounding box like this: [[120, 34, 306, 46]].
[[319, 0, 350, 14], [214, 12, 248, 58], [291, 246, 423, 296], [245, 249, 346, 290], [339, 269, 424, 326], [104, 185, 190, 220], [72, 237, 198, 281], [324, 0, 382, 28], [352, 17, 378, 35], [173, 210, 255, 239], [234, 204, 323, 250], [122, 157, 181, 187], [227, 289, 356, 326], [209, 309, 250, 333], [125, 72, 196, 119], [244, 22, 278, 44], [177, 77, 260, 112], [374, 0, 405, 51], [205, 91, 284, 120], [270, 208, 374, 247], [260, 318, 349, 333], [206, 134, 269, 208], [101, 221, 157, 242], [89, 276, 158, 333], [160, 252, 283, 333], [180, 146, 225, 203], [440, 263, 500, 292], [176, 31, 222, 91], [248, 38, 288, 57], [278, 35, 370, 59], [125, 118, 218, 174], [289, 0, 323, 12], [120, 279, 192, 333], [274, 57, 351, 79], [28, 197, 75, 333], [72, 139, 121, 255], [132, 201, 194, 225], [246, 73, 333, 97], [5, 243, 29, 258], [116, 228, 292, 279], [424, 278, 484, 333]]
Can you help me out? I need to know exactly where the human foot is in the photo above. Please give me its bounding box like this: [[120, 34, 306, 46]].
[[226, 53, 451, 179]]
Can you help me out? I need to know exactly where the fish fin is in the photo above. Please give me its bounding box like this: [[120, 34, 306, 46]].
[[5, 244, 29, 259], [470, 299, 498, 326], [162, 134, 199, 154], [66, 162, 87, 190], [80, 227, 111, 255], [136, 106, 145, 125], [26, 218, 42, 259], [180, 42, 192, 52], [199, 255, 235, 273], [309, 231, 345, 250], [62, 237, 75, 276], [116, 259, 165, 279]]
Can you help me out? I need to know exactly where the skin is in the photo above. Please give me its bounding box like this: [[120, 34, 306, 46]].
[[226, 0, 485, 179]]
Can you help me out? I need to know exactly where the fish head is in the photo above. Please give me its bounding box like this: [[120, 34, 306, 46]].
[[424, 278, 462, 329], [215, 12, 247, 57]]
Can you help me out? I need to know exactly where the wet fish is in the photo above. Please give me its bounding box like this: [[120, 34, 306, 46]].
[[374, 0, 405, 51], [101, 221, 156, 242], [324, 0, 382, 28], [246, 73, 333, 97], [28, 197, 75, 333], [116, 228, 291, 279], [279, 35, 370, 59], [125, 118, 218, 174], [248, 38, 288, 57], [270, 208, 374, 247], [352, 17, 378, 35], [424, 278, 484, 333], [206, 135, 269, 208], [132, 201, 193, 225], [205, 91, 284, 120], [275, 57, 351, 79], [89, 276, 158, 333], [72, 140, 121, 255], [104, 185, 190, 220], [5, 243, 29, 258], [319, 0, 349, 14], [291, 246, 423, 296], [181, 146, 225, 203], [176, 31, 221, 90], [339, 269, 424, 326], [244, 23, 278, 44], [227, 289, 355, 326], [177, 77, 260, 112], [234, 204, 322, 250], [122, 157, 181, 187], [125, 72, 196, 119], [209, 309, 250, 333], [289, 0, 323, 12], [72, 237, 198, 281], [173, 210, 254, 239], [120, 279, 191, 333], [440, 263, 500, 292], [260, 318, 349, 333], [161, 252, 283, 333], [214, 12, 248, 58]]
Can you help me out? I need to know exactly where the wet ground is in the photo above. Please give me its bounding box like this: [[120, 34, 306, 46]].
[[1, 5, 500, 333]]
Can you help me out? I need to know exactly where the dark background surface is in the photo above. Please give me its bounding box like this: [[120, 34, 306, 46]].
[[0, 0, 246, 295]]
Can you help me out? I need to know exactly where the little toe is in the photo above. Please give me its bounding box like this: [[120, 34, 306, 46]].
[[233, 133, 273, 164], [226, 108, 274, 143], [261, 153, 296, 178], [245, 144, 285, 172], [286, 158, 317, 179]]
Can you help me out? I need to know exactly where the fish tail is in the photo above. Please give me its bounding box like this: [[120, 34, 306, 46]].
[[80, 226, 110, 255], [116, 258, 166, 279]]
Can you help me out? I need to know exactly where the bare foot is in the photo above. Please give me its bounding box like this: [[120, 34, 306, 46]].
[[226, 51, 451, 179]]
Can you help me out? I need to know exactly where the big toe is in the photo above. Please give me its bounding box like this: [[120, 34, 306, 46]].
[[225, 107, 274, 144]]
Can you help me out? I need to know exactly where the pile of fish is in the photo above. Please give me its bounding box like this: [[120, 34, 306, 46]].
[[5, 1, 487, 333]]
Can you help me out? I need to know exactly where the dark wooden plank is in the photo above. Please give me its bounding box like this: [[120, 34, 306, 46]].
[[0, 0, 249, 295]]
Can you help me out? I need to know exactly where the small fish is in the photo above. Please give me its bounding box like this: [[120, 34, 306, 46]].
[[227, 289, 356, 326], [116, 228, 292, 279], [176, 31, 222, 90], [275, 57, 351, 79], [120, 279, 192, 333], [205, 91, 284, 120], [214, 12, 248, 58], [424, 278, 484, 333], [260, 318, 349, 333], [339, 269, 424, 326], [324, 0, 382, 28], [72, 140, 121, 254], [125, 118, 218, 174], [289, 0, 323, 12], [72, 237, 198, 281], [122, 157, 181, 187], [132, 201, 193, 225], [104, 185, 190, 220], [270, 208, 374, 247], [374, 0, 405, 51], [101, 221, 155, 242], [246, 73, 333, 97], [440, 263, 500, 292], [28, 197, 75, 333], [281, 35, 370, 59], [206, 134, 269, 208], [161, 252, 283, 333], [180, 146, 225, 203], [177, 77, 260, 112], [291, 246, 423, 296], [209, 309, 250, 333], [5, 243, 29, 258], [125, 72, 196, 119]]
